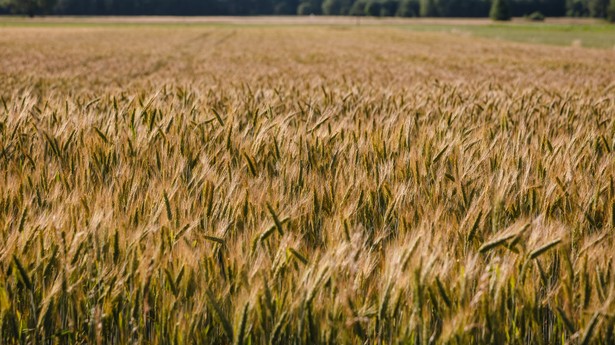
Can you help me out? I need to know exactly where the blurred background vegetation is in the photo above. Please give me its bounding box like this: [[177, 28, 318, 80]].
[[0, 0, 614, 21]]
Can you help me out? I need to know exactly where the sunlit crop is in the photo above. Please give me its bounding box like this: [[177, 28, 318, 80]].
[[1, 22, 614, 344]]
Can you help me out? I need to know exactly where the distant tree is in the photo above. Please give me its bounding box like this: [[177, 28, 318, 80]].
[[340, 0, 353, 13], [396, 0, 419, 16], [380, 0, 398, 15], [364, 0, 380, 15], [588, 0, 608, 17], [526, 10, 545, 20], [273, 1, 291, 14], [297, 0, 322, 14], [608, 0, 615, 20], [531, 0, 565, 17], [0, 0, 576, 18], [0, 0, 57, 16], [322, 0, 351, 14], [297, 1, 312, 13], [350, 0, 367, 15], [490, 0, 511, 20], [321, 0, 340, 14], [436, 0, 491, 17], [436, 0, 459, 16], [419, 0, 438, 16], [566, 0, 588, 16]]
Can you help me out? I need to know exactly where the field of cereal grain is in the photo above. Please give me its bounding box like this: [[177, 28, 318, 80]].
[[1, 18, 614, 344]]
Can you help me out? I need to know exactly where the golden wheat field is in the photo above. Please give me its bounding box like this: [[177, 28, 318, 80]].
[[1, 19, 615, 344]]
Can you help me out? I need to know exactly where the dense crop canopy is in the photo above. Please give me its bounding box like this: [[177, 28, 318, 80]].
[[0, 23, 614, 344]]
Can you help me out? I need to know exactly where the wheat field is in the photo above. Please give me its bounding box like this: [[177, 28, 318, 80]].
[[1, 21, 615, 344]]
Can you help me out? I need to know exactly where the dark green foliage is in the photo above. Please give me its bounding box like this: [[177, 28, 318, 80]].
[[396, 0, 419, 16], [566, 0, 589, 16], [322, 0, 352, 15], [0, 0, 57, 16], [273, 0, 292, 14], [419, 0, 438, 16], [588, 0, 609, 17], [350, 0, 367, 15], [608, 0, 615, 21], [490, 0, 512, 20], [380, 0, 398, 16], [436, 0, 492, 17], [297, 0, 322, 14], [321, 0, 339, 14], [509, 0, 564, 17], [526, 10, 545, 20], [0, 0, 600, 18], [364, 0, 381, 15]]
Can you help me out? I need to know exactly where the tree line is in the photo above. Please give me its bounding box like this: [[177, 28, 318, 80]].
[[1, 0, 614, 20]]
